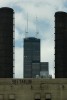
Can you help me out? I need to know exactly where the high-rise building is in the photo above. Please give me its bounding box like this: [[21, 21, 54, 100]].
[[55, 11, 67, 78], [0, 7, 14, 78], [23, 37, 40, 78]]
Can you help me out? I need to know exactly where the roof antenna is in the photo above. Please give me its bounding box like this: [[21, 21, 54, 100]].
[[25, 26, 26, 38], [36, 16, 39, 38], [26, 13, 28, 33], [25, 13, 28, 38]]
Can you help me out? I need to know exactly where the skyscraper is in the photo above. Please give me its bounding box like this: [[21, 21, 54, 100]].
[[55, 11, 67, 78], [0, 7, 14, 78], [23, 37, 40, 78]]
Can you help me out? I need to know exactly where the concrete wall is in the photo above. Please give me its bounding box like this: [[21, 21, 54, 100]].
[[0, 78, 67, 100]]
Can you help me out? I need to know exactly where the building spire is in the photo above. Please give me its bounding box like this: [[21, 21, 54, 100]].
[[26, 13, 28, 33], [25, 13, 28, 38], [36, 16, 39, 38]]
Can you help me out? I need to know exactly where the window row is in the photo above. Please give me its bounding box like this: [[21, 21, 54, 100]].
[[0, 94, 15, 100]]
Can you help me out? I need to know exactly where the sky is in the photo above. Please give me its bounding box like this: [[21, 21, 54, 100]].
[[0, 0, 67, 78]]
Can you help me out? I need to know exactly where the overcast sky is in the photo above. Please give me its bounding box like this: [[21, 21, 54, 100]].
[[0, 0, 67, 78]]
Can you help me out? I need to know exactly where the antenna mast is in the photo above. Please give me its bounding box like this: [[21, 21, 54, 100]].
[[36, 16, 39, 38], [27, 13, 28, 33], [25, 13, 28, 38], [25, 26, 26, 38]]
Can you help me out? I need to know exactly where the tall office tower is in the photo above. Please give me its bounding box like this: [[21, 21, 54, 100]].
[[0, 7, 14, 78], [55, 11, 67, 78], [24, 37, 40, 78]]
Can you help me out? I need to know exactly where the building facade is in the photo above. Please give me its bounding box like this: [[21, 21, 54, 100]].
[[32, 61, 40, 78], [0, 78, 67, 100], [23, 37, 40, 78], [40, 62, 49, 77], [0, 7, 14, 78], [55, 11, 67, 78]]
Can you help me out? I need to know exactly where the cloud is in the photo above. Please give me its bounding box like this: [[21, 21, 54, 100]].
[[15, 47, 23, 78], [15, 29, 22, 41], [41, 39, 54, 78]]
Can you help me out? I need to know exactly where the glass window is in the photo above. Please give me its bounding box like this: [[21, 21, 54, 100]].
[[45, 93, 51, 100], [0, 94, 3, 100], [8, 94, 15, 100], [34, 93, 40, 100]]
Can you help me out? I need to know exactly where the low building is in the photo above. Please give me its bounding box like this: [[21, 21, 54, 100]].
[[40, 62, 51, 78], [0, 78, 67, 100]]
